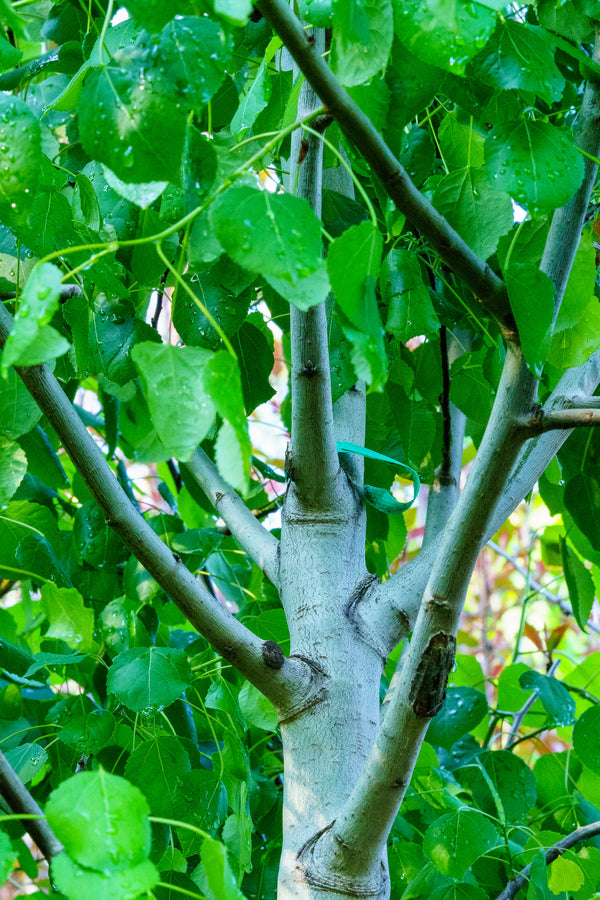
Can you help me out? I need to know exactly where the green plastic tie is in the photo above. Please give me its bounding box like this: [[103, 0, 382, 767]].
[[336, 440, 420, 515]]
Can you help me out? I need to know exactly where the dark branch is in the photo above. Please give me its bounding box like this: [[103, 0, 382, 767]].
[[255, 0, 514, 334], [495, 820, 600, 900], [0, 749, 63, 861], [0, 304, 312, 712]]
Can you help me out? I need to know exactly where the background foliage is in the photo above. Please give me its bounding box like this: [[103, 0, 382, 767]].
[[1, 0, 600, 898]]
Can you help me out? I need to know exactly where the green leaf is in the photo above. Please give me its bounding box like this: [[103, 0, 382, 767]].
[[60, 710, 115, 755], [394, 0, 499, 75], [433, 167, 513, 260], [469, 21, 564, 104], [0, 94, 42, 203], [423, 808, 500, 879], [79, 64, 186, 183], [0, 499, 60, 582], [173, 271, 246, 351], [174, 770, 228, 854], [328, 221, 383, 335], [449, 347, 497, 425], [564, 472, 600, 552], [204, 351, 251, 490], [131, 342, 216, 460], [101, 165, 167, 209], [231, 319, 275, 413], [485, 120, 584, 213], [5, 742, 48, 783], [158, 16, 230, 108], [438, 113, 485, 171], [0, 367, 41, 438], [40, 584, 95, 652], [24, 651, 86, 679], [426, 687, 488, 750], [574, 705, 600, 770], [527, 853, 550, 900], [381, 249, 438, 342], [342, 322, 388, 390], [519, 670, 576, 727], [107, 646, 193, 711], [549, 229, 600, 369], [124, 0, 188, 30], [547, 856, 585, 895], [560, 536, 595, 632], [194, 835, 246, 900], [125, 735, 191, 816], [331, 0, 393, 86], [430, 885, 489, 900], [0, 35, 22, 71], [52, 852, 158, 900], [214, 0, 252, 26], [0, 830, 16, 883], [464, 750, 537, 823], [0, 438, 26, 503], [210, 185, 329, 310], [2, 263, 70, 373], [504, 263, 555, 376], [238, 681, 278, 731], [46, 770, 152, 871], [231, 58, 271, 137]]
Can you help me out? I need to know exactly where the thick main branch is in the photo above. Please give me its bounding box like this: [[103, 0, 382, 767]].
[[0, 306, 313, 712], [314, 345, 537, 880], [256, 0, 513, 332]]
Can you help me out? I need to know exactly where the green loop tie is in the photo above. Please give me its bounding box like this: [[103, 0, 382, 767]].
[[336, 441, 421, 515]]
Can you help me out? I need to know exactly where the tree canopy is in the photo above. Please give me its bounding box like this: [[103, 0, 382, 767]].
[[1, 1, 600, 899]]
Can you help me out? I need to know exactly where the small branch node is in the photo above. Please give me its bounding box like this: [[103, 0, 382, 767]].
[[262, 640, 285, 669]]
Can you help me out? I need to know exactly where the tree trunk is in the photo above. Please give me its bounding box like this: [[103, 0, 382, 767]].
[[278, 480, 388, 899]]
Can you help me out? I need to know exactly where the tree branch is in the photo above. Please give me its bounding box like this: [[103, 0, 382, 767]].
[[0, 748, 62, 861], [540, 27, 600, 325], [285, 29, 340, 510], [356, 45, 600, 653], [180, 447, 280, 587], [256, 0, 514, 333], [495, 820, 600, 900], [0, 306, 315, 713], [355, 348, 600, 656], [519, 406, 600, 433], [312, 345, 537, 880]]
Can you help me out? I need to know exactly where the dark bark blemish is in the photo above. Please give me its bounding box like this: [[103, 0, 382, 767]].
[[262, 640, 285, 669], [409, 632, 456, 719]]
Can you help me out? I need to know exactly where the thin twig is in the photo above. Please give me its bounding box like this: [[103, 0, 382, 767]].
[[495, 820, 600, 900], [505, 659, 560, 749], [487, 539, 600, 635]]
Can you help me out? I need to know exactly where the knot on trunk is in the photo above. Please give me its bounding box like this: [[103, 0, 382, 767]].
[[298, 822, 388, 898]]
